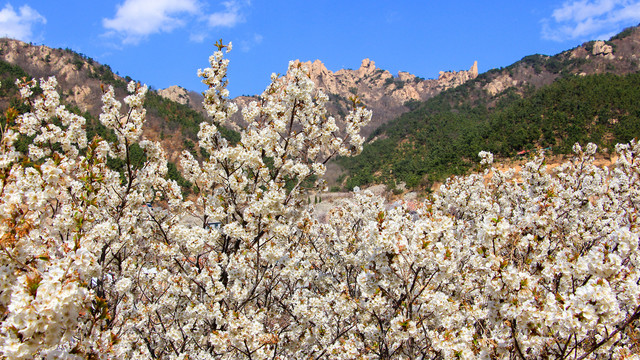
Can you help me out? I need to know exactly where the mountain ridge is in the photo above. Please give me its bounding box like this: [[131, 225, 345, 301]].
[[3, 24, 640, 193], [337, 25, 640, 191], [153, 55, 480, 138], [0, 37, 481, 148], [284, 57, 478, 136]]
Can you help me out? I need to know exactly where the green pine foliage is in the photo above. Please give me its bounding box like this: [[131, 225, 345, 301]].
[[0, 60, 31, 97], [144, 91, 240, 149], [339, 72, 640, 190]]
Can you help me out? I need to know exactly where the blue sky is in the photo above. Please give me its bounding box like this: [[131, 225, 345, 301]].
[[2, 1, 640, 97]]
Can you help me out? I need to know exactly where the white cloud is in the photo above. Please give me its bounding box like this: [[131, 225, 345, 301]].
[[103, 0, 199, 44], [543, 0, 640, 41], [551, 0, 617, 22], [0, 3, 46, 42], [188, 1, 249, 43], [104, 0, 250, 44], [208, 1, 244, 27]]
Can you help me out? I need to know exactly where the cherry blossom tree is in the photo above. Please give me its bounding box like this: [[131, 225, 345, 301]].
[[0, 42, 638, 359]]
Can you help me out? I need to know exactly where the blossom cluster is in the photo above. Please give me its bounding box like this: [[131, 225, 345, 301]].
[[0, 43, 638, 359], [301, 143, 640, 358]]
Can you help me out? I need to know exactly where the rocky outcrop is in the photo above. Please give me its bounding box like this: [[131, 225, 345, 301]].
[[485, 74, 518, 96], [70, 85, 92, 111], [591, 40, 615, 60], [295, 57, 478, 103], [438, 61, 478, 89], [158, 85, 190, 105], [289, 58, 478, 137]]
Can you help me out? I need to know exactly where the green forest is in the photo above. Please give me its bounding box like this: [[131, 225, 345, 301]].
[[339, 72, 640, 190]]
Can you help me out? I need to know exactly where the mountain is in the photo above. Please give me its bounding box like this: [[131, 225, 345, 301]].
[[285, 58, 478, 137], [3, 24, 640, 194], [337, 25, 640, 191], [0, 38, 239, 167], [158, 58, 478, 138], [0, 39, 110, 113], [0, 37, 479, 166]]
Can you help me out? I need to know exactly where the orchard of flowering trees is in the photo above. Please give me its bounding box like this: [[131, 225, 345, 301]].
[[0, 43, 639, 359]]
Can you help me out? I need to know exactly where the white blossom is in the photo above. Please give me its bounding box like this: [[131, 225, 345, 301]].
[[0, 42, 638, 360]]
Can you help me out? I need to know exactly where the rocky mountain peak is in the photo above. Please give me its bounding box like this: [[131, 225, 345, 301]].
[[284, 58, 478, 136], [154, 54, 478, 138], [358, 58, 376, 75]]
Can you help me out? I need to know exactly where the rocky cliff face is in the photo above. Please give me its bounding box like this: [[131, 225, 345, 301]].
[[286, 58, 478, 137], [591, 40, 615, 59]]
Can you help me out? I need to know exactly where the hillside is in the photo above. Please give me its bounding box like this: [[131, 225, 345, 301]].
[[0, 37, 480, 166], [0, 38, 239, 167], [338, 25, 640, 191]]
